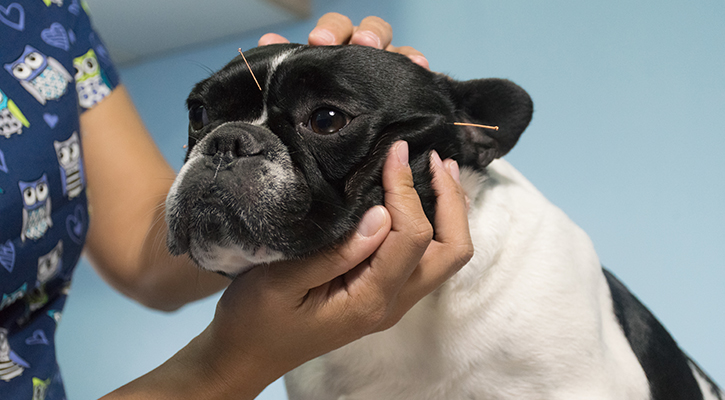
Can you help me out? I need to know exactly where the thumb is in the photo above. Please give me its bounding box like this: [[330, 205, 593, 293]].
[[279, 205, 391, 291]]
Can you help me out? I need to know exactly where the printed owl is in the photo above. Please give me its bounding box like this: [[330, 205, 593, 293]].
[[0, 88, 29, 139], [4, 46, 72, 105], [27, 241, 64, 313], [37, 240, 63, 285], [0, 328, 25, 382], [32, 377, 51, 400], [54, 132, 85, 199], [19, 174, 53, 242], [74, 49, 110, 109]]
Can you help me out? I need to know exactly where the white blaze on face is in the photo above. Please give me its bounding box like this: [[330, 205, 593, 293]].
[[249, 48, 297, 127]]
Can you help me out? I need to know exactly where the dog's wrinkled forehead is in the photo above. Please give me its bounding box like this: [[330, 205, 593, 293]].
[[188, 44, 437, 126], [187, 45, 296, 126]]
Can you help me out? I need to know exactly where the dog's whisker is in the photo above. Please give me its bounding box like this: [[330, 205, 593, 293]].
[[185, 60, 216, 76], [306, 219, 329, 236]]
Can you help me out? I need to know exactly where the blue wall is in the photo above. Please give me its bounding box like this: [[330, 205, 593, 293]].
[[57, 0, 724, 398]]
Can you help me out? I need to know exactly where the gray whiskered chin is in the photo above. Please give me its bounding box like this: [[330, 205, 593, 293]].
[[190, 242, 286, 276]]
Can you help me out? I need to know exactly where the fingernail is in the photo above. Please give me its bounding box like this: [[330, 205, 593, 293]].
[[353, 30, 382, 48], [357, 206, 387, 237], [309, 28, 335, 45], [395, 141, 409, 167], [408, 55, 429, 69], [430, 150, 444, 170], [447, 160, 460, 184]]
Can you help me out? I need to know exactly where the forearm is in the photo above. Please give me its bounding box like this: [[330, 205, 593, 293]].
[[81, 85, 227, 310], [101, 326, 278, 400]]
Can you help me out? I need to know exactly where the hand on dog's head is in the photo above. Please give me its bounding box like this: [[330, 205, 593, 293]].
[[165, 44, 533, 276]]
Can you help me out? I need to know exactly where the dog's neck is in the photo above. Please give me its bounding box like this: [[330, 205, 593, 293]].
[[443, 159, 602, 302], [286, 159, 650, 399]]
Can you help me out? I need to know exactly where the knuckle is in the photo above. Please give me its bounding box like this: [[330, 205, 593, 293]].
[[444, 241, 474, 273], [371, 300, 407, 333], [372, 318, 395, 333], [378, 311, 403, 332], [385, 179, 418, 204], [396, 46, 421, 56], [458, 241, 475, 266], [410, 218, 434, 246], [319, 246, 351, 269], [363, 15, 390, 29], [326, 12, 352, 26]]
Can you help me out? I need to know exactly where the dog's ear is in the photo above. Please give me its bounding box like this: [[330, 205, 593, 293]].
[[448, 78, 533, 169]]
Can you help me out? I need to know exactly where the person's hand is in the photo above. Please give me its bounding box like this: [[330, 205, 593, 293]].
[[103, 142, 472, 400], [258, 12, 430, 69], [203, 141, 472, 396]]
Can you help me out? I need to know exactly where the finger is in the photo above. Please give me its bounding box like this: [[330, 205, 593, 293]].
[[382, 142, 430, 235], [348, 142, 433, 300], [386, 45, 430, 70], [443, 158, 470, 211], [350, 16, 392, 49], [258, 33, 290, 46], [420, 153, 473, 276], [277, 205, 391, 291], [428, 152, 471, 246], [390, 153, 473, 316], [308, 12, 354, 45]]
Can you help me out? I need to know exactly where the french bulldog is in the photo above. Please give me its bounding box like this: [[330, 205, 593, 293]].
[[165, 43, 722, 399]]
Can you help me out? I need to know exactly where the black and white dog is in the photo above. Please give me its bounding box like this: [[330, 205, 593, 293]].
[[165, 44, 722, 399]]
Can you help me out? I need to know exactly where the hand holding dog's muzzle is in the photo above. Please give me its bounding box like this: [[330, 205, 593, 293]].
[[195, 141, 472, 395]]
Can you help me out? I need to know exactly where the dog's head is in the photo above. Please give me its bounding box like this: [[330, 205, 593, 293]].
[[166, 44, 533, 275]]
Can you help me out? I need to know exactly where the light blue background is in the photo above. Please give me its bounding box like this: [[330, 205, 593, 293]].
[[57, 0, 724, 398]]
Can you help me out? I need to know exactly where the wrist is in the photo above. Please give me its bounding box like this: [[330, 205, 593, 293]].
[[188, 323, 284, 399], [102, 325, 280, 400]]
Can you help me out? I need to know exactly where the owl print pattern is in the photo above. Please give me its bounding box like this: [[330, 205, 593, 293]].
[[28, 65, 68, 101], [0, 88, 29, 138], [0, 108, 24, 137], [18, 175, 53, 242], [0, 328, 25, 382], [4, 46, 72, 105], [54, 132, 85, 199], [0, 1, 120, 398], [74, 49, 110, 108]]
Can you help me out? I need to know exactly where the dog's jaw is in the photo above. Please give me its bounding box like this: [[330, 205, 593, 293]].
[[190, 242, 284, 275], [166, 120, 313, 275]]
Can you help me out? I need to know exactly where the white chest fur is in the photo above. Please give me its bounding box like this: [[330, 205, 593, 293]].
[[285, 159, 651, 400]]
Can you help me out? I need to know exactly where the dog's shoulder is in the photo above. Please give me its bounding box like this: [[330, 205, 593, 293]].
[[604, 269, 723, 400]]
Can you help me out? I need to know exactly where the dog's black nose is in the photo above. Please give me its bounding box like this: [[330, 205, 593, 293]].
[[203, 124, 265, 161]]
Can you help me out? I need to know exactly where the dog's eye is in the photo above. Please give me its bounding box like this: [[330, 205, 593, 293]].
[[189, 104, 209, 131], [309, 108, 349, 135]]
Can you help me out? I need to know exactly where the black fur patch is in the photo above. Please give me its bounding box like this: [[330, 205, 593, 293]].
[[603, 268, 721, 399]]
